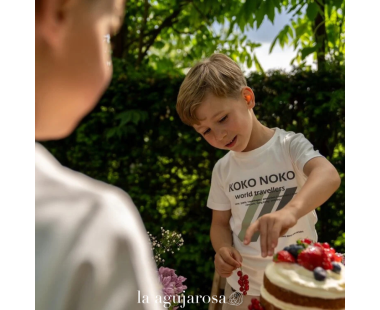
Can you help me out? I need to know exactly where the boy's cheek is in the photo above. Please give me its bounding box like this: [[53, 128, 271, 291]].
[[206, 138, 221, 149]]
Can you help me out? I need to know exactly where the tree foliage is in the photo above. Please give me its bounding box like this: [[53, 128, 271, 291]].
[[112, 0, 345, 71], [228, 0, 345, 69], [112, 0, 261, 71]]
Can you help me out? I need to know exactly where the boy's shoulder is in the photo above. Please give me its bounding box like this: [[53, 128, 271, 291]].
[[275, 127, 308, 143], [35, 143, 141, 235], [212, 150, 233, 171], [35, 143, 162, 310], [35, 143, 152, 287], [255, 127, 312, 153]]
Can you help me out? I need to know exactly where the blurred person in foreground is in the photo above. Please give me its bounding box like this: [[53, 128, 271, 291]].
[[35, 0, 162, 309]]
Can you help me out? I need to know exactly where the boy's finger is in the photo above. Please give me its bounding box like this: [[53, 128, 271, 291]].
[[260, 220, 268, 257], [231, 248, 243, 266], [244, 221, 259, 245], [215, 255, 236, 275], [268, 222, 282, 256], [218, 270, 233, 278], [220, 251, 241, 268], [215, 264, 231, 278]]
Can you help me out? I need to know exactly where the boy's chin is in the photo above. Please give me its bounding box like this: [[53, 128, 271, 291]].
[[35, 114, 84, 141], [35, 124, 74, 141]]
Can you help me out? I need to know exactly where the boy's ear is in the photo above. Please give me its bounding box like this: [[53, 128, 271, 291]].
[[242, 87, 255, 109], [35, 0, 71, 49]]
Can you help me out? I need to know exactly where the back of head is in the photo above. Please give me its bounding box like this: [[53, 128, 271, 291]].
[[176, 53, 247, 126], [35, 0, 124, 141]]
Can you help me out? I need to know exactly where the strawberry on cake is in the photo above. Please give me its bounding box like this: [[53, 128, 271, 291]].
[[252, 239, 345, 310]]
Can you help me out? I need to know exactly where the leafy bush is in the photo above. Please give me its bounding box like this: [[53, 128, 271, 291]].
[[43, 60, 344, 310]]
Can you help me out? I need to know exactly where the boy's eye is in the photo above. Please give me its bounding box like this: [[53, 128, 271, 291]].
[[219, 115, 228, 122], [203, 128, 211, 135]]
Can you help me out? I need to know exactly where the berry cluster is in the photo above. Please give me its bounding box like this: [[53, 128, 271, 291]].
[[273, 239, 343, 281], [248, 298, 263, 310], [237, 269, 249, 295]]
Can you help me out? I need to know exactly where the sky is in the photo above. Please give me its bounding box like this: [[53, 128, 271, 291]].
[[235, 9, 316, 73]]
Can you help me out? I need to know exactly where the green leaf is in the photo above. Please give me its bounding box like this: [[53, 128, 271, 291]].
[[132, 112, 141, 125], [105, 128, 117, 140], [306, 2, 319, 21], [332, 0, 345, 8], [247, 55, 253, 69], [272, 0, 282, 11], [255, 3, 266, 29], [300, 45, 319, 60], [115, 110, 148, 126], [246, 41, 262, 50], [247, 0, 260, 14], [291, 3, 306, 17], [287, 3, 299, 14], [116, 111, 132, 126], [237, 8, 246, 32], [266, 0, 276, 24], [226, 20, 236, 38], [295, 21, 309, 38], [242, 0, 255, 24], [154, 41, 165, 49], [253, 54, 265, 74], [269, 36, 279, 54], [271, 24, 293, 51]]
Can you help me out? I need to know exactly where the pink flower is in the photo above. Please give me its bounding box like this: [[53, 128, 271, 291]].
[[158, 267, 187, 297]]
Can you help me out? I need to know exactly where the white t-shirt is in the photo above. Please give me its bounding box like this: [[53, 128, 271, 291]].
[[207, 128, 322, 296], [35, 143, 163, 310]]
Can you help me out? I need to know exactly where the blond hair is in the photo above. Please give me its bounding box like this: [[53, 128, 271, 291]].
[[176, 53, 247, 126]]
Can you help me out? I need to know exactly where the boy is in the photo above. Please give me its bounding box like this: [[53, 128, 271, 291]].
[[35, 0, 162, 309], [176, 54, 341, 309]]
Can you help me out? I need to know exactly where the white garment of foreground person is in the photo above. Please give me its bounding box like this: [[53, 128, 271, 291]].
[[36, 143, 163, 310]]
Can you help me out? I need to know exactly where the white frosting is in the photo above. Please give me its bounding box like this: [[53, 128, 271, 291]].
[[265, 262, 345, 299], [260, 286, 345, 310]]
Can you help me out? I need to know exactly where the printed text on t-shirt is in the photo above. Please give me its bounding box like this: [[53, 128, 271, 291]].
[[228, 170, 295, 192]]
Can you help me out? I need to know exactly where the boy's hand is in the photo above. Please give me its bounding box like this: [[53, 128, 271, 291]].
[[243, 208, 298, 257], [214, 246, 242, 278]]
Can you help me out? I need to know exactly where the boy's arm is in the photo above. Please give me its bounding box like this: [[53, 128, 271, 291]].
[[243, 156, 341, 257], [283, 156, 341, 220], [211, 210, 242, 277]]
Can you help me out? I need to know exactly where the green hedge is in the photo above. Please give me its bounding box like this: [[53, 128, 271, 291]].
[[44, 60, 344, 310]]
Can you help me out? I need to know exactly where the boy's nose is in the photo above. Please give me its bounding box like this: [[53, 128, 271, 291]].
[[215, 129, 227, 142]]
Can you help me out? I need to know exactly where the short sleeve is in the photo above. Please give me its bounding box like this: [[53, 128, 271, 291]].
[[288, 133, 323, 175], [207, 162, 231, 211]]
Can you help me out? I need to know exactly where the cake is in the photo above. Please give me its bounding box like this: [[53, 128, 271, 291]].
[[255, 239, 345, 310]]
